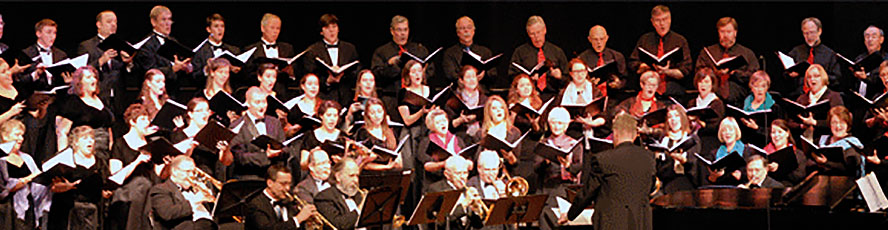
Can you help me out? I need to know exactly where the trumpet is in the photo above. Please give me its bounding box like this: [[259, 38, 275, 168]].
[[186, 173, 216, 204], [286, 191, 337, 230], [464, 187, 491, 220], [192, 167, 223, 191]]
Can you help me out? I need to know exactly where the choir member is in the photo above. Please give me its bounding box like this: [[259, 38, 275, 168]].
[[195, 58, 237, 126], [230, 87, 286, 179], [191, 14, 241, 90], [738, 155, 785, 189], [417, 108, 465, 188], [445, 65, 487, 143], [244, 13, 296, 80], [398, 60, 432, 155], [0, 15, 26, 75], [441, 16, 495, 89], [654, 104, 703, 193], [371, 15, 434, 108], [299, 100, 344, 169], [790, 64, 844, 140], [809, 106, 863, 177], [147, 156, 214, 230], [137, 69, 169, 123], [422, 156, 483, 230], [0, 59, 26, 124], [784, 17, 840, 98], [694, 17, 759, 105], [0, 120, 49, 230], [847, 26, 888, 136], [133, 5, 193, 99], [704, 117, 752, 186], [507, 74, 544, 132], [294, 148, 331, 204], [577, 25, 628, 97], [257, 63, 289, 101], [56, 66, 114, 154], [762, 119, 806, 186], [0, 14, 5, 53], [288, 73, 322, 134], [614, 71, 666, 119], [481, 96, 521, 165], [629, 5, 692, 100], [559, 58, 606, 136], [46, 126, 112, 230], [534, 107, 582, 193], [170, 98, 233, 181], [245, 164, 317, 230], [107, 104, 162, 230], [353, 98, 402, 172], [738, 71, 782, 147], [342, 70, 379, 129], [76, 11, 133, 111], [507, 15, 567, 101], [19, 19, 69, 91], [314, 157, 364, 230], [687, 67, 726, 153], [303, 14, 360, 105], [864, 62, 888, 140]]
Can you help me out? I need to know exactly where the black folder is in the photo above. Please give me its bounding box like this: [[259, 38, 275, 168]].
[[399, 47, 443, 66], [777, 51, 810, 74], [780, 98, 831, 120], [45, 54, 89, 77], [479, 132, 530, 152], [460, 50, 502, 71], [639, 107, 668, 126], [402, 85, 452, 108], [704, 47, 748, 71], [320, 140, 346, 156], [511, 62, 547, 76], [836, 52, 883, 72], [315, 57, 359, 75], [695, 152, 746, 172], [534, 139, 583, 163], [214, 47, 256, 66], [151, 99, 187, 131], [193, 121, 236, 150], [725, 104, 773, 123], [587, 60, 619, 78], [637, 46, 682, 66], [429, 141, 479, 161], [848, 91, 888, 112], [748, 144, 799, 179], [561, 96, 607, 118], [254, 49, 308, 68], [250, 135, 283, 150], [156, 39, 195, 61], [96, 34, 138, 54], [509, 97, 555, 117], [140, 136, 184, 164], [0, 48, 36, 66], [371, 135, 410, 162], [208, 91, 246, 116], [646, 136, 696, 153], [798, 136, 846, 164]]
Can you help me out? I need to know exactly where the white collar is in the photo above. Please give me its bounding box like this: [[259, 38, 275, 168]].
[[809, 86, 828, 104], [262, 38, 276, 46], [97, 34, 108, 41], [207, 39, 222, 47], [263, 189, 279, 203]]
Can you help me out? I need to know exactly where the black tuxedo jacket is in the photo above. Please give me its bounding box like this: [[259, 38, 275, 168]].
[[191, 40, 241, 88], [19, 44, 68, 90], [229, 115, 286, 178], [303, 40, 360, 105], [148, 180, 195, 230], [244, 41, 296, 82], [314, 186, 364, 230], [77, 35, 129, 106], [245, 192, 301, 230]]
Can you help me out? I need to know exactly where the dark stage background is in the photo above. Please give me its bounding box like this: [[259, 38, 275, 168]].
[[2, 1, 888, 89]]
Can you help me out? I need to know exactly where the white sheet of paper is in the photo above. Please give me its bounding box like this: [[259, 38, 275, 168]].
[[554, 196, 594, 225]]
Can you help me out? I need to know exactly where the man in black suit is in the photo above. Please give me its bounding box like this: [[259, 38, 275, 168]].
[[244, 13, 297, 83], [739, 155, 785, 189], [303, 14, 360, 105], [441, 16, 496, 89], [785, 17, 841, 98], [371, 15, 435, 112], [19, 19, 69, 91], [294, 148, 331, 204], [133, 5, 193, 100], [508, 15, 568, 101], [229, 86, 287, 179], [315, 157, 364, 230], [246, 164, 318, 230], [192, 14, 243, 90], [77, 10, 133, 113], [148, 156, 215, 230], [424, 156, 484, 230], [562, 113, 656, 230]]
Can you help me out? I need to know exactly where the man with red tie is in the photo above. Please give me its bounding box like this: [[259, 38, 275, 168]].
[[370, 15, 434, 118], [785, 17, 841, 99], [508, 15, 568, 101], [628, 5, 693, 101], [694, 17, 759, 105], [577, 25, 628, 99]]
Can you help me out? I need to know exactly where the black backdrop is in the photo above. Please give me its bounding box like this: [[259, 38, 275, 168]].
[[3, 1, 888, 89]]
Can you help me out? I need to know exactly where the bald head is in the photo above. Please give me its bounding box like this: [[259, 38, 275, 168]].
[[588, 25, 609, 53], [245, 86, 267, 118]]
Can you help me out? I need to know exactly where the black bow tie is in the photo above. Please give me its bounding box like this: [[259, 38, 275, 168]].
[[749, 184, 761, 189], [211, 45, 224, 51], [273, 200, 289, 206], [38, 47, 49, 53], [325, 43, 339, 49], [264, 43, 278, 49], [254, 118, 264, 124]]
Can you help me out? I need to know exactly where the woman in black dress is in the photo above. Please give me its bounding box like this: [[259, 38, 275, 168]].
[[352, 98, 401, 172], [300, 100, 345, 169], [0, 59, 27, 124], [444, 65, 488, 143], [169, 97, 233, 181], [106, 104, 163, 230], [138, 69, 170, 124], [44, 126, 111, 230], [397, 60, 433, 167], [56, 67, 114, 154], [0, 120, 49, 230], [195, 58, 239, 127]]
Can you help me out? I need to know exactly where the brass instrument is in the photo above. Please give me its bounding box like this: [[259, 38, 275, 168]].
[[192, 167, 223, 191], [286, 191, 337, 230], [498, 167, 528, 197], [465, 187, 491, 220], [186, 171, 216, 204]]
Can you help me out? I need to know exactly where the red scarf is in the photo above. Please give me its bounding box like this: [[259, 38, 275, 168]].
[[630, 93, 657, 117]]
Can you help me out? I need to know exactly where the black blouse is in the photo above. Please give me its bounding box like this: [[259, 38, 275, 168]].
[[58, 96, 115, 129], [110, 137, 160, 185]]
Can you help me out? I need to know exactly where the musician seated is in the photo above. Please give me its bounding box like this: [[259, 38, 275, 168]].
[[738, 155, 784, 189], [294, 148, 332, 204], [314, 157, 364, 230], [424, 156, 484, 230], [245, 164, 318, 230], [809, 106, 863, 177], [467, 150, 507, 200], [148, 155, 215, 230]]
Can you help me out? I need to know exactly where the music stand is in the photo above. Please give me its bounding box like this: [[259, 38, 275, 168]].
[[212, 179, 266, 223], [359, 169, 413, 204], [484, 195, 548, 226], [406, 189, 464, 226], [356, 172, 413, 228]]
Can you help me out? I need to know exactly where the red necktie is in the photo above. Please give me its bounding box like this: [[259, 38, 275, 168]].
[[537, 48, 547, 91], [656, 38, 666, 94], [719, 50, 731, 97], [807, 47, 814, 64], [657, 38, 664, 58], [398, 45, 406, 55], [596, 52, 604, 67]]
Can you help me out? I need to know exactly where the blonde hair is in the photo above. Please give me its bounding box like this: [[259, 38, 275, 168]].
[[526, 15, 545, 28], [261, 13, 280, 27], [0, 119, 25, 142], [149, 5, 170, 21], [391, 15, 408, 28], [481, 95, 513, 136], [718, 117, 742, 143]]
